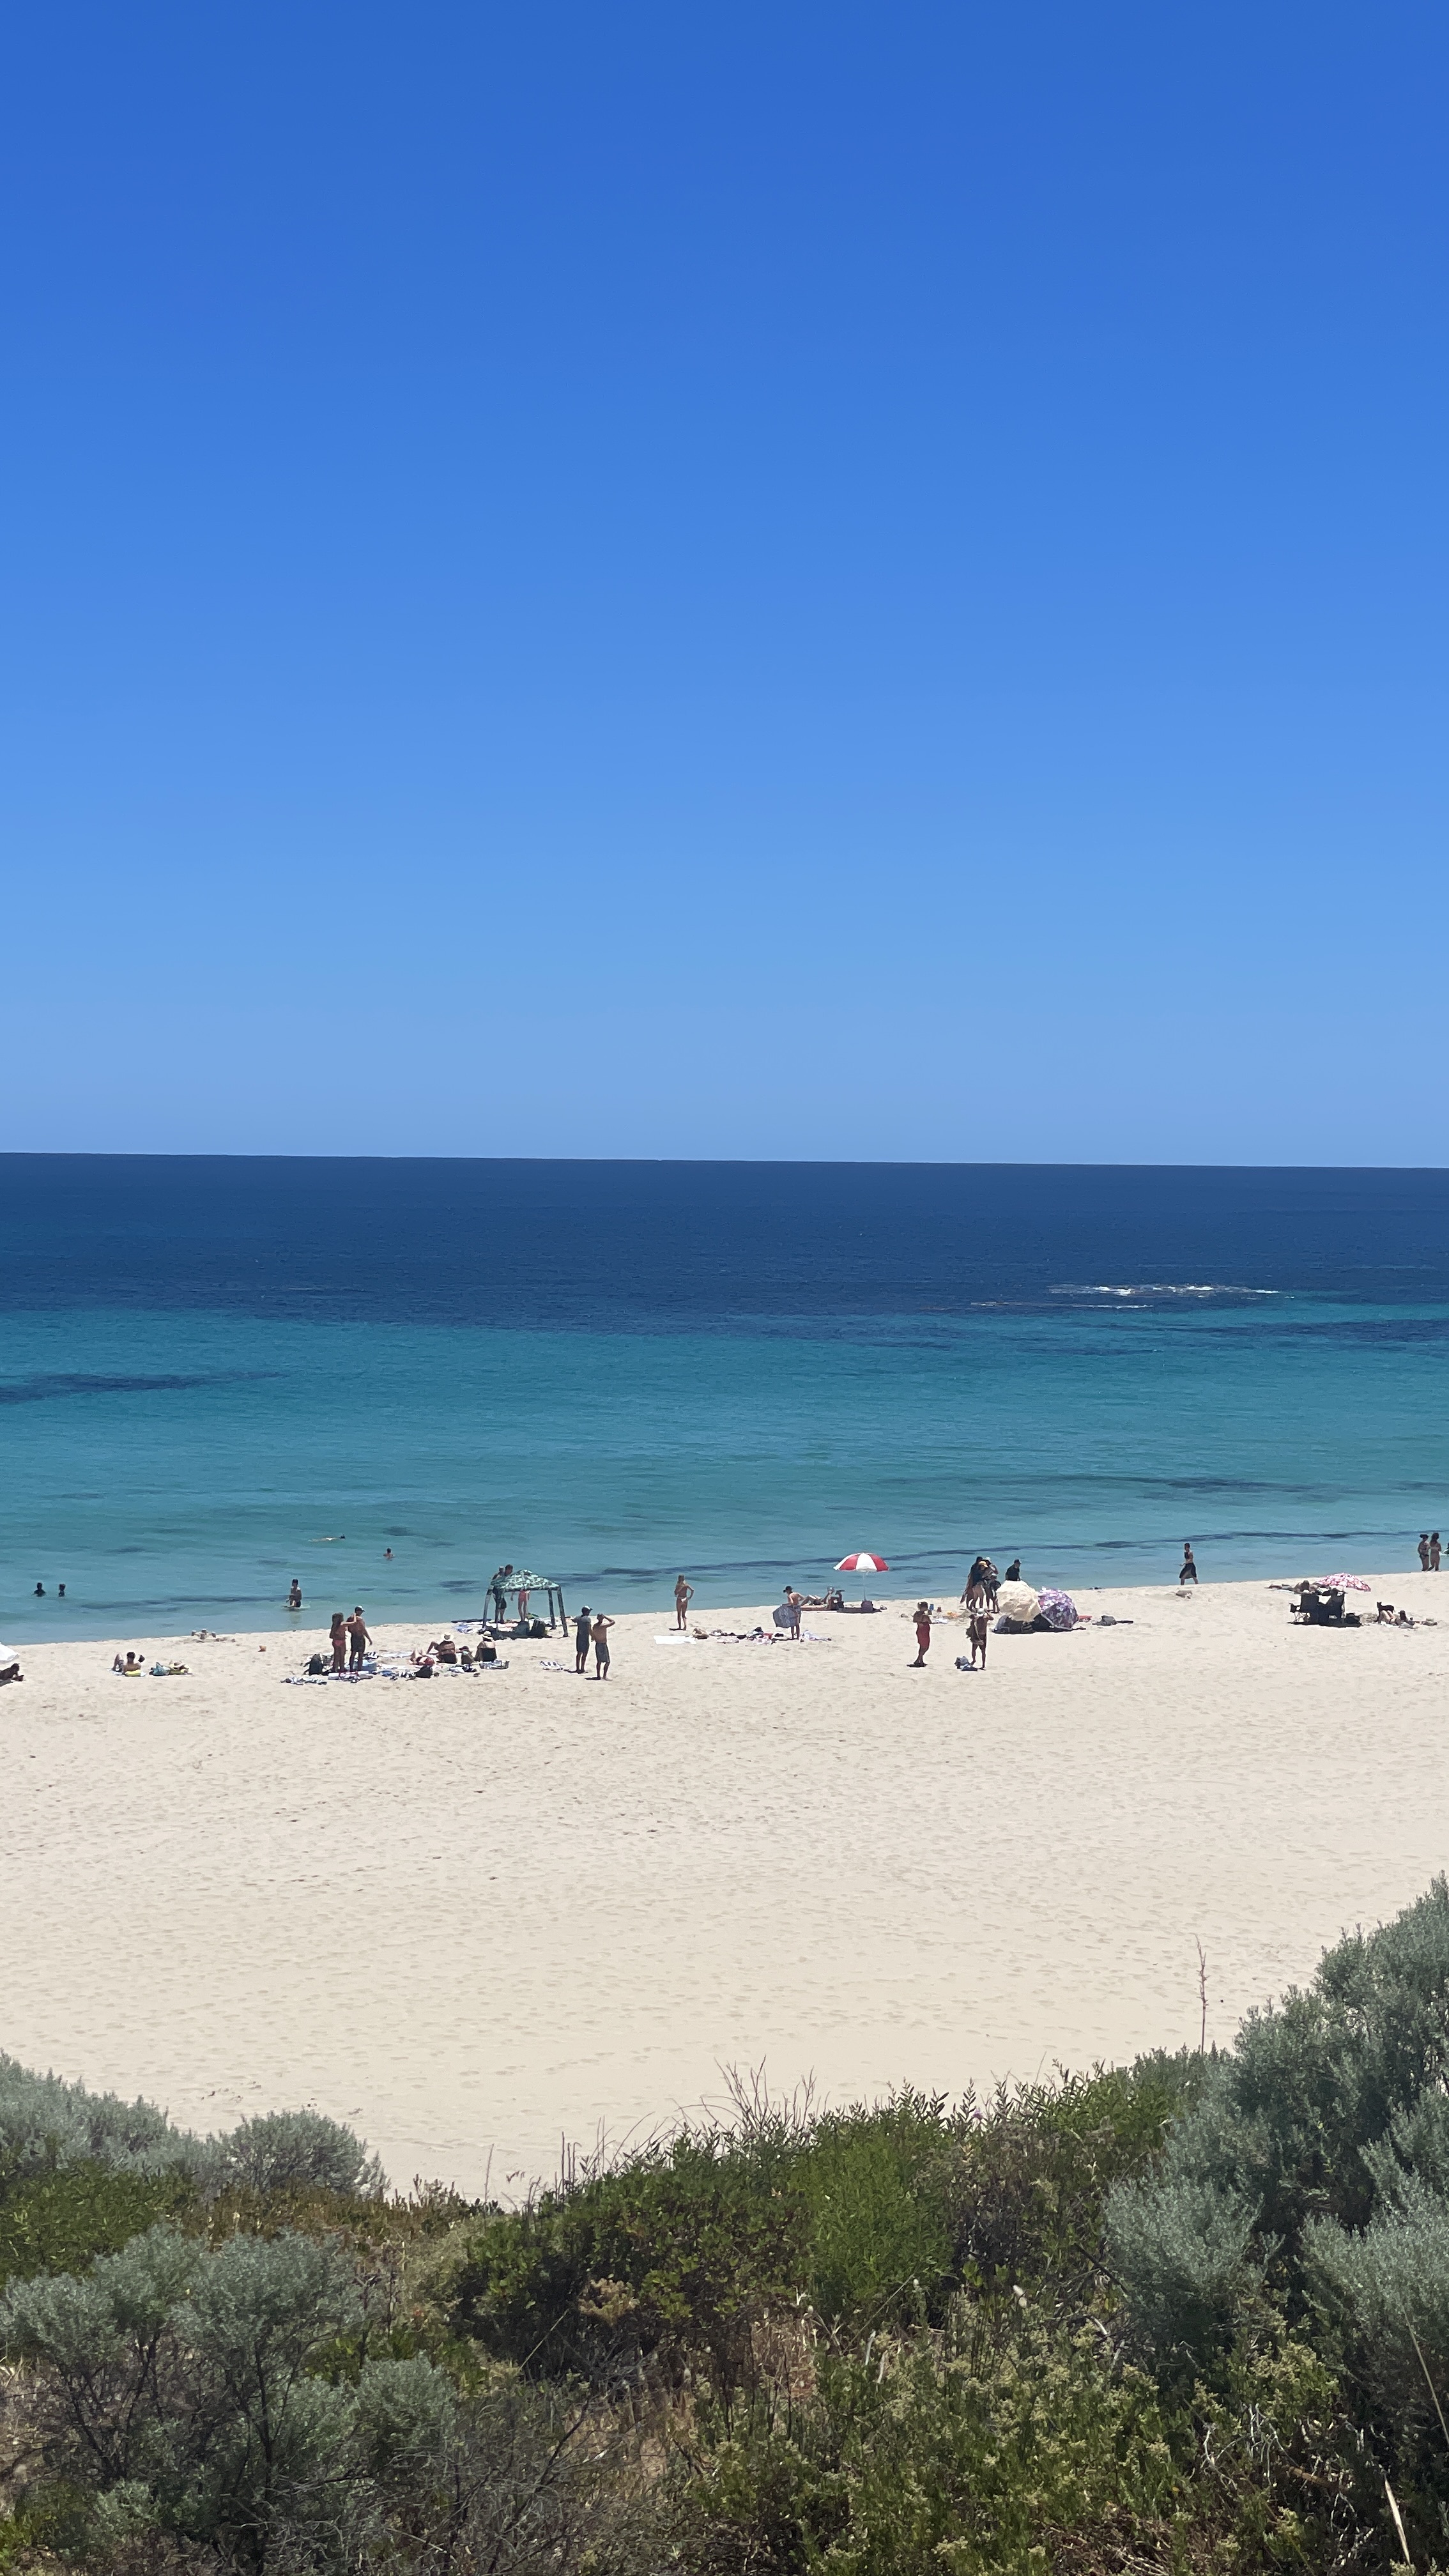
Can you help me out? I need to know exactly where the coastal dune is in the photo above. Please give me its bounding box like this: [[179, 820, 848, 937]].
[[3, 1573, 1445, 2196]]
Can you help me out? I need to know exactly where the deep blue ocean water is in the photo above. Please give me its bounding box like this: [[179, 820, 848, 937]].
[[2, 1156, 1447, 1641]]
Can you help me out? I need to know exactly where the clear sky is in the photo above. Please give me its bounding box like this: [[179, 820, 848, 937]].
[[3, 2, 1445, 1163]]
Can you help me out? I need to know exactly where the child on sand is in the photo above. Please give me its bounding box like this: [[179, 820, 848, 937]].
[[910, 1602, 932, 1667]]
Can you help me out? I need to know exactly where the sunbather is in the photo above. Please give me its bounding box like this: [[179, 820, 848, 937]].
[[0, 1661, 22, 1685], [425, 1636, 459, 1664]]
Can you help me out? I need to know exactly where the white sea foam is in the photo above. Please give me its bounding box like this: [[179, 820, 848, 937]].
[[1051, 1283, 1280, 1300]]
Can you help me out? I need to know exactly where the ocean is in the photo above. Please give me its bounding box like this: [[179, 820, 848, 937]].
[[2, 1156, 1447, 1643]]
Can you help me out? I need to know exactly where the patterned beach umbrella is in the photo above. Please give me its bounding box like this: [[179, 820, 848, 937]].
[[1036, 1588, 1078, 1630], [836, 1551, 890, 1573], [1311, 1573, 1371, 1591]]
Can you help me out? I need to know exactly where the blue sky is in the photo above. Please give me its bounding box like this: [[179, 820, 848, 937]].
[[3, 1, 1445, 1162]]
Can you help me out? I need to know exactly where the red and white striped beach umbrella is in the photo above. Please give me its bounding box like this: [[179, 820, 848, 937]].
[[835, 1551, 890, 1574]]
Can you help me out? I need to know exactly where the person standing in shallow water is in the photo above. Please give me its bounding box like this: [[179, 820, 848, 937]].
[[1432, 1533, 1443, 1572], [1179, 1544, 1198, 1585], [1419, 1534, 1432, 1570]]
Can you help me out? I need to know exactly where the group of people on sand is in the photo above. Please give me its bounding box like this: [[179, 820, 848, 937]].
[[574, 1605, 615, 1676], [957, 1552, 1016, 1667], [411, 1634, 500, 1673], [327, 1609, 371, 1671], [488, 1565, 544, 1622]]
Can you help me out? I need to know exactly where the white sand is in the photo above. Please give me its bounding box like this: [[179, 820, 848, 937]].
[[3, 1574, 1446, 2197]]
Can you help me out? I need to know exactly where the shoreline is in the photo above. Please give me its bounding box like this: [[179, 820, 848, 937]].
[[6, 1534, 1439, 1649], [4, 1569, 1447, 2196]]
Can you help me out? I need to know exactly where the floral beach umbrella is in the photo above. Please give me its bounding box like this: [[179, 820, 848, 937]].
[[836, 1551, 890, 1574], [1036, 1588, 1078, 1630], [1310, 1573, 1372, 1591]]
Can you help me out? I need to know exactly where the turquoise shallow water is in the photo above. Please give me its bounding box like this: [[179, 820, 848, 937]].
[[3, 1149, 1447, 1643]]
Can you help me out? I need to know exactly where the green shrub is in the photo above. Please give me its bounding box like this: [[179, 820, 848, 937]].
[[1109, 1880, 1449, 2370], [0, 2054, 187, 2188], [0, 2156, 195, 2291], [683, 2308, 1183, 2576], [1307, 2172, 1449, 2499], [953, 2060, 1193, 2310], [444, 2129, 809, 2395], [1105, 2172, 1261, 2377], [210, 2107, 385, 2200], [792, 2096, 957, 2330], [0, 2051, 387, 2214], [0, 2221, 464, 2566]]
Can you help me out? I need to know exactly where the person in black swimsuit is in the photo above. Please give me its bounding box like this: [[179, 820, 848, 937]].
[[574, 1604, 593, 1673]]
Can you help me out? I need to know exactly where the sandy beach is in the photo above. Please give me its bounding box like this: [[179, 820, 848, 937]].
[[3, 1572, 1445, 2196]]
